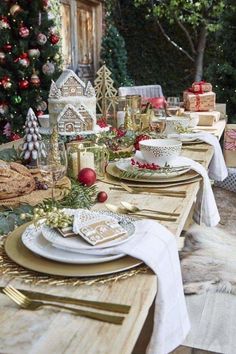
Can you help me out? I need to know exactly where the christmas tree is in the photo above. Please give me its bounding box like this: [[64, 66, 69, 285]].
[[0, 0, 61, 143], [206, 0, 236, 122], [100, 25, 132, 89]]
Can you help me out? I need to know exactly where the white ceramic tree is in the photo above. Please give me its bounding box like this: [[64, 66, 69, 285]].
[[22, 108, 42, 165]]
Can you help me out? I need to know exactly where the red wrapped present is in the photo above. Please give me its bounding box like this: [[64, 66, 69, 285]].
[[183, 91, 215, 112], [224, 124, 236, 167], [191, 81, 212, 93]]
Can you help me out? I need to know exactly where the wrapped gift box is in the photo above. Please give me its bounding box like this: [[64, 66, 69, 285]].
[[191, 81, 212, 93], [214, 168, 236, 193], [223, 124, 236, 167], [183, 111, 220, 126], [183, 91, 216, 112]]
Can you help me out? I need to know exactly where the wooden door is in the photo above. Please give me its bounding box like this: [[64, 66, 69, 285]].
[[60, 0, 103, 80]]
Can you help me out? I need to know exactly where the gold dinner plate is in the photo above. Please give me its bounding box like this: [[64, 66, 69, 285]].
[[5, 223, 142, 278], [106, 162, 199, 184]]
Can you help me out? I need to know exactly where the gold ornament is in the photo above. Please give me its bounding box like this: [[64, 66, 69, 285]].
[[10, 4, 22, 16]]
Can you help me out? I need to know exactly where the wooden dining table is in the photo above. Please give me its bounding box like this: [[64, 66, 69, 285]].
[[0, 119, 226, 354]]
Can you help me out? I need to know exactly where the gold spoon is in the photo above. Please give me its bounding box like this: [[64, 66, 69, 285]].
[[120, 201, 180, 217], [105, 203, 178, 222]]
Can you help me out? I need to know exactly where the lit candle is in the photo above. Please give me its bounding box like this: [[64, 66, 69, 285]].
[[79, 151, 95, 170], [117, 111, 125, 128]]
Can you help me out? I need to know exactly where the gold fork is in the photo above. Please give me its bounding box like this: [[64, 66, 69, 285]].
[[3, 286, 124, 325], [119, 183, 186, 197]]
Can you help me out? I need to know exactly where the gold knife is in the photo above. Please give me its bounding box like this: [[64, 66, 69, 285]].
[[0, 287, 130, 314]]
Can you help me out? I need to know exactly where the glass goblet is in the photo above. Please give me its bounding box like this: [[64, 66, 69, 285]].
[[37, 141, 68, 203]]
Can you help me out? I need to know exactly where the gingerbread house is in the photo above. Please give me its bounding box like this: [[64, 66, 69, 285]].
[[48, 69, 97, 135]]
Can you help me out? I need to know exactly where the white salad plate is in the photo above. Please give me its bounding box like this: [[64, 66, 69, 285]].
[[21, 225, 124, 264], [115, 158, 190, 180]]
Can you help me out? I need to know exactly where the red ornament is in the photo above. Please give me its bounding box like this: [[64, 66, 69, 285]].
[[36, 110, 44, 117], [15, 53, 30, 67], [78, 168, 96, 187], [50, 34, 60, 45], [19, 26, 29, 38], [3, 43, 12, 52], [30, 73, 40, 87], [97, 191, 108, 203], [19, 79, 29, 90], [134, 134, 151, 150], [1, 76, 11, 89], [10, 133, 21, 141]]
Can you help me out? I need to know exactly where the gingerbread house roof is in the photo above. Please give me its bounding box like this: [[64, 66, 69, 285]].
[[57, 104, 85, 123], [55, 69, 86, 90]]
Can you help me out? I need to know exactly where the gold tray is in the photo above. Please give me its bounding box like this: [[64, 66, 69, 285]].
[[5, 224, 142, 278], [106, 163, 199, 184]]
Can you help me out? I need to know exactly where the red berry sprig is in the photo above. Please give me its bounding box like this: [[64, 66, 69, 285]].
[[131, 158, 160, 171]]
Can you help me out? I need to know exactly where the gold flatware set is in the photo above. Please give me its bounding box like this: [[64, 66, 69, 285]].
[[1, 285, 130, 325], [105, 203, 179, 222]]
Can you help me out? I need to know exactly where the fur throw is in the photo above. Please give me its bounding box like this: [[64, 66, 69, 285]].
[[180, 224, 236, 295]]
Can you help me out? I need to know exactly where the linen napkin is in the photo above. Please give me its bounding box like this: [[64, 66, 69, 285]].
[[73, 217, 190, 354], [168, 131, 228, 181], [173, 156, 220, 226], [134, 150, 220, 226]]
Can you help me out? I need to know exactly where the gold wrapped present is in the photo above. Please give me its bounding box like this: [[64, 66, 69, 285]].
[[183, 91, 216, 112], [191, 81, 212, 93], [183, 111, 220, 126]]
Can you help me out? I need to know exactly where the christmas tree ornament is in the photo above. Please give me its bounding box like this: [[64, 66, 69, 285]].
[[42, 61, 55, 75], [0, 102, 9, 115], [3, 122, 12, 137], [22, 108, 42, 164], [1, 76, 12, 89], [36, 100, 47, 111], [28, 48, 40, 59], [10, 4, 23, 16], [36, 110, 44, 117], [30, 73, 40, 87], [15, 53, 30, 67], [42, 0, 50, 10], [3, 43, 12, 52], [0, 52, 6, 64], [19, 79, 29, 90], [11, 95, 22, 104], [97, 191, 108, 203], [78, 168, 97, 187], [50, 34, 60, 45], [10, 132, 21, 141], [19, 25, 29, 38], [0, 17, 10, 30], [37, 33, 47, 45]]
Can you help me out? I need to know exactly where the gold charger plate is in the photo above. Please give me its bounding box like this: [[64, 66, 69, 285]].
[[4, 223, 142, 278], [106, 162, 199, 184]]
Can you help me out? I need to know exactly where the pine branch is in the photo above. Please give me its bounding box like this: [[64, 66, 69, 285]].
[[157, 20, 195, 62]]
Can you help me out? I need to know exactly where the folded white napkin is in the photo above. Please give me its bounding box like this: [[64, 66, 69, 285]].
[[73, 217, 190, 354], [134, 150, 220, 226], [168, 131, 228, 181], [173, 156, 220, 226]]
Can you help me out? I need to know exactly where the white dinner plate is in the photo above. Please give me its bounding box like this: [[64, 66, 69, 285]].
[[42, 210, 136, 254], [115, 158, 190, 180], [21, 225, 124, 264]]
